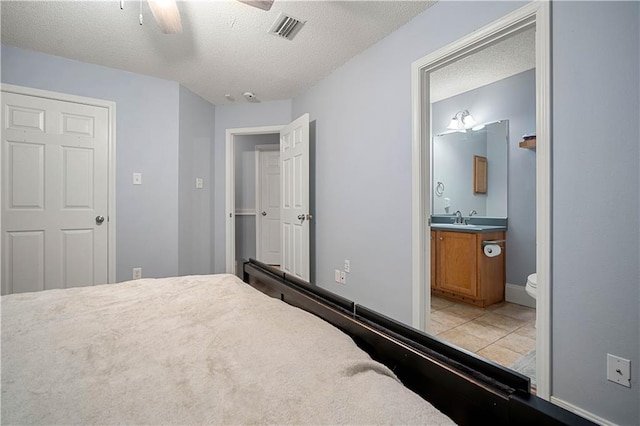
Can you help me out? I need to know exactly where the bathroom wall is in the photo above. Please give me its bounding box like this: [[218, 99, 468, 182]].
[[432, 69, 536, 288]]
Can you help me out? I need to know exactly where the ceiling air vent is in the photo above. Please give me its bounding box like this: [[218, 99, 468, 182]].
[[268, 12, 305, 40]]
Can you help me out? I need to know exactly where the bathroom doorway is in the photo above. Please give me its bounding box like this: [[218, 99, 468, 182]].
[[411, 2, 550, 398]]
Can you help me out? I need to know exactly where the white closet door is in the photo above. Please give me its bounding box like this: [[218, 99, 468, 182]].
[[2, 92, 109, 294], [257, 149, 281, 265]]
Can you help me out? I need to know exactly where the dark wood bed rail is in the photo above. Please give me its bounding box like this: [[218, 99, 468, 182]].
[[243, 259, 594, 426]]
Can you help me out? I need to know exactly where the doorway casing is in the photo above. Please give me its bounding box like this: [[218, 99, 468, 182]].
[[410, 1, 551, 399]]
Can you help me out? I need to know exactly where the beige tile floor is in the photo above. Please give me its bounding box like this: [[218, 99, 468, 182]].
[[430, 296, 536, 375]]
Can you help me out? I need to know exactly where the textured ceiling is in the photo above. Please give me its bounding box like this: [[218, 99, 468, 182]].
[[430, 27, 535, 102], [1, 0, 435, 105]]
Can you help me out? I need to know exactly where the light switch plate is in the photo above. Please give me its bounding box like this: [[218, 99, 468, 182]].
[[195, 178, 204, 189], [334, 269, 341, 283], [133, 172, 142, 185], [607, 354, 631, 387], [344, 259, 350, 273]]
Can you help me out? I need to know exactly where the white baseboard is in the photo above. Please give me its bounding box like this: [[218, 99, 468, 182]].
[[550, 396, 614, 426], [505, 283, 536, 308]]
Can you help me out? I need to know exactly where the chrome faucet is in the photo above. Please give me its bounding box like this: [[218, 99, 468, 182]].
[[454, 210, 464, 224], [469, 210, 477, 217]]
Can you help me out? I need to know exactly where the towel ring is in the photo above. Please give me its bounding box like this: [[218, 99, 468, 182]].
[[435, 182, 445, 197]]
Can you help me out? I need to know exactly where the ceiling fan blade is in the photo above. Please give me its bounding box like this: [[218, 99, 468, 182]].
[[148, 0, 182, 34], [237, 0, 274, 11]]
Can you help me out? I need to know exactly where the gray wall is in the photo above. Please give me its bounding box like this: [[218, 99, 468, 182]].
[[1, 46, 218, 282], [291, 1, 638, 423], [552, 2, 639, 424], [1, 45, 181, 282], [212, 101, 292, 273], [292, 1, 526, 325], [432, 70, 536, 287], [178, 86, 214, 276]]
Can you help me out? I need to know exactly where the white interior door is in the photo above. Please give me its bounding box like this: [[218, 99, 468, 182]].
[[257, 147, 281, 265], [280, 113, 310, 280], [1, 91, 109, 294]]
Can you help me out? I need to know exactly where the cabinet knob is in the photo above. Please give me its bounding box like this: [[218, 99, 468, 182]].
[[439, 237, 444, 240]]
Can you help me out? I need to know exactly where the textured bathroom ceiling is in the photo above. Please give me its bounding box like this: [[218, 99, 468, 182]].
[[1, 0, 435, 105], [430, 27, 536, 103]]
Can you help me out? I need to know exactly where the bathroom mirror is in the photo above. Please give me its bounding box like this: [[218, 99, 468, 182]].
[[431, 120, 508, 217]]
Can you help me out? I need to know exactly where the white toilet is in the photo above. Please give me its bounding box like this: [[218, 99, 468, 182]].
[[525, 273, 537, 300]]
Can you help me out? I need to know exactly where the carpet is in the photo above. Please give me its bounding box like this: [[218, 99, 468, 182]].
[[510, 349, 536, 386]]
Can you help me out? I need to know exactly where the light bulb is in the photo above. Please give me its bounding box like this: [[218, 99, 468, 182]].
[[462, 113, 476, 128]]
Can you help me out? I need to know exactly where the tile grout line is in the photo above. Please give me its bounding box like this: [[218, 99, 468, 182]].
[[430, 297, 537, 367]]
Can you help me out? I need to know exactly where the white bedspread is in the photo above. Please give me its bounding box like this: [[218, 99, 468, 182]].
[[2, 274, 453, 425]]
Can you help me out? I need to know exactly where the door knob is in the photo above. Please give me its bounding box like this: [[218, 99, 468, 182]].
[[96, 215, 105, 225], [261, 211, 267, 216]]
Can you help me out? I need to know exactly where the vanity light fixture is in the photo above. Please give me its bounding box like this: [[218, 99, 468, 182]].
[[447, 110, 476, 131]]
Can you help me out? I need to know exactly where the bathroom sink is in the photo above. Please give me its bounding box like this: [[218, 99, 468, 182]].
[[431, 223, 482, 230], [430, 223, 505, 231]]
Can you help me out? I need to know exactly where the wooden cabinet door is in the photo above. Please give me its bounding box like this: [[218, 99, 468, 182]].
[[437, 231, 478, 297], [430, 231, 437, 289]]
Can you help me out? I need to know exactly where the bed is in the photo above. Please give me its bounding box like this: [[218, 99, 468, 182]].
[[1, 260, 592, 425], [2, 271, 452, 424]]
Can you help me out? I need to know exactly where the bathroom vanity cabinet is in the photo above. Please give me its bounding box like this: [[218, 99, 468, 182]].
[[431, 230, 505, 308]]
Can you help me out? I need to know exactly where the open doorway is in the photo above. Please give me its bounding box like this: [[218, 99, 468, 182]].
[[225, 126, 283, 276], [233, 135, 280, 275], [225, 114, 311, 279], [411, 2, 551, 398]]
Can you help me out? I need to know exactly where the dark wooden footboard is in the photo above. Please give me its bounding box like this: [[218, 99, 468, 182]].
[[243, 259, 593, 426]]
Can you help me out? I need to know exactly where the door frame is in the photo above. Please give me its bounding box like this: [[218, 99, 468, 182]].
[[1, 83, 117, 284], [225, 125, 284, 274], [410, 2, 551, 399], [255, 144, 280, 264]]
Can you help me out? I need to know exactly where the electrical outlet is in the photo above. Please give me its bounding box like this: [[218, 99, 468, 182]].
[[334, 269, 341, 283], [607, 354, 631, 387], [132, 267, 142, 280], [344, 259, 350, 273], [195, 178, 204, 189], [133, 172, 142, 185], [340, 271, 346, 284]]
